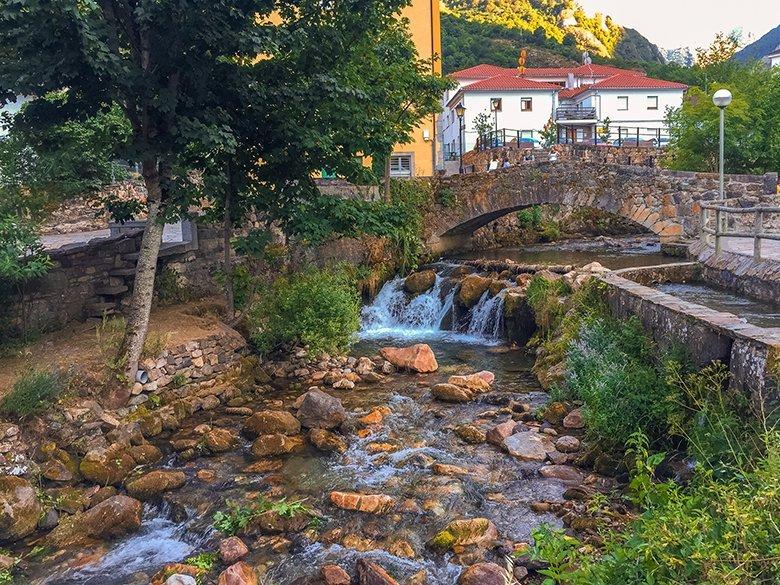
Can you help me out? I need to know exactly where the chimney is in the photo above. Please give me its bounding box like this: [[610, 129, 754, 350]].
[[567, 72, 575, 88]]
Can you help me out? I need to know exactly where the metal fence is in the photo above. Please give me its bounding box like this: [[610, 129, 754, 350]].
[[557, 125, 670, 147], [475, 129, 540, 152], [700, 203, 780, 260]]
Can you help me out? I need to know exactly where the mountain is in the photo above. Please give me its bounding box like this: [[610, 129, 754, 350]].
[[734, 25, 780, 62], [441, 0, 664, 74]]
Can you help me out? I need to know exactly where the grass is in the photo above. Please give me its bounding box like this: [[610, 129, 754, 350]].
[[212, 495, 313, 536], [185, 551, 218, 572], [0, 368, 63, 418]]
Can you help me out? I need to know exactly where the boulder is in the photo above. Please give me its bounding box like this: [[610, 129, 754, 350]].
[[457, 275, 491, 308], [330, 492, 394, 515], [321, 565, 351, 585], [555, 435, 581, 453], [242, 410, 301, 438], [165, 576, 197, 585], [128, 443, 164, 465], [429, 518, 498, 551], [250, 434, 305, 458], [431, 383, 473, 403], [543, 402, 568, 425], [454, 425, 486, 444], [45, 495, 142, 548], [563, 408, 585, 429], [296, 389, 346, 429], [203, 428, 240, 453], [486, 420, 518, 446], [458, 563, 506, 585], [447, 373, 492, 392], [309, 429, 348, 454], [404, 270, 436, 294], [379, 344, 438, 373], [125, 470, 186, 501], [217, 561, 257, 585], [503, 431, 556, 462], [219, 536, 249, 564], [79, 443, 136, 486], [0, 476, 42, 543], [355, 558, 399, 585], [539, 465, 585, 483]]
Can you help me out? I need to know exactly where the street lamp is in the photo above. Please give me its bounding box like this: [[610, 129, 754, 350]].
[[490, 98, 501, 145], [455, 104, 466, 174], [712, 89, 732, 200]]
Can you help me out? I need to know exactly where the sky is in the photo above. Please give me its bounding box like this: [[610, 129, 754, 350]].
[[577, 0, 780, 49]]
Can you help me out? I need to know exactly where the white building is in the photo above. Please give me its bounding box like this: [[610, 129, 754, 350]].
[[764, 44, 780, 68], [439, 62, 687, 161]]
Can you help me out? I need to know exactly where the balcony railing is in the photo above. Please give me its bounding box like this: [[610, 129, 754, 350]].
[[475, 129, 539, 151], [555, 106, 597, 121]]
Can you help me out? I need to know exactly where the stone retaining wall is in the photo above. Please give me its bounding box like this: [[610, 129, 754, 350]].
[[690, 242, 780, 303], [599, 267, 779, 416], [132, 328, 247, 403]]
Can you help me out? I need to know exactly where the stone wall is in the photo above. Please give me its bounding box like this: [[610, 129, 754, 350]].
[[599, 268, 779, 416], [3, 223, 226, 336], [132, 328, 247, 404], [690, 241, 780, 303]]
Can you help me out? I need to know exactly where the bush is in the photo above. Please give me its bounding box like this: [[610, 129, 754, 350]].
[[247, 267, 360, 356], [0, 368, 63, 418], [565, 317, 681, 449]]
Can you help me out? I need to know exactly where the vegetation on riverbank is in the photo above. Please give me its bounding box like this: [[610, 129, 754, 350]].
[[527, 273, 780, 584]]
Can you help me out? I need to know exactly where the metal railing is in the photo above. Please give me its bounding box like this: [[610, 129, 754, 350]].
[[557, 125, 669, 147], [700, 203, 780, 260], [555, 106, 597, 121], [476, 129, 538, 151]]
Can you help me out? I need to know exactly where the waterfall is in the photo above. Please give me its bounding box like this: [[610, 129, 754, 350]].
[[361, 271, 506, 344]]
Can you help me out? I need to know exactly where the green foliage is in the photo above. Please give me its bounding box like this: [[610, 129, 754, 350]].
[[0, 215, 52, 287], [0, 569, 12, 585], [539, 117, 557, 148], [155, 268, 194, 306], [185, 552, 218, 572], [531, 430, 780, 584], [517, 205, 543, 229], [247, 267, 361, 356], [213, 496, 313, 536], [95, 316, 127, 379], [0, 368, 63, 418], [171, 373, 188, 389], [664, 64, 780, 174]]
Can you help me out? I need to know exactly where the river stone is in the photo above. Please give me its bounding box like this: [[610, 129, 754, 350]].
[[379, 344, 438, 373], [486, 420, 518, 445], [540, 465, 585, 483], [447, 373, 492, 392], [219, 536, 249, 564], [203, 427, 240, 453], [454, 424, 486, 444], [296, 389, 346, 429], [128, 443, 164, 465], [457, 275, 491, 308], [0, 476, 42, 543], [503, 431, 556, 462], [125, 470, 186, 500], [79, 443, 137, 486], [432, 462, 469, 476], [321, 564, 351, 585], [41, 459, 74, 482], [45, 494, 142, 548], [563, 408, 585, 429], [217, 561, 257, 585], [309, 429, 348, 453], [555, 435, 581, 453], [242, 410, 301, 438], [250, 434, 305, 458], [429, 518, 498, 551], [543, 402, 568, 425], [431, 383, 473, 403], [330, 491, 395, 514], [458, 562, 506, 585], [165, 576, 197, 585], [355, 558, 399, 585], [404, 270, 436, 294]]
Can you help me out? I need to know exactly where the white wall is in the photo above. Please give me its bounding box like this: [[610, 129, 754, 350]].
[[441, 90, 558, 155], [769, 54, 780, 67], [577, 89, 683, 129]]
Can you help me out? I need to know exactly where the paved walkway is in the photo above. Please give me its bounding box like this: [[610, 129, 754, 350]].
[[40, 222, 185, 251], [719, 236, 780, 261]]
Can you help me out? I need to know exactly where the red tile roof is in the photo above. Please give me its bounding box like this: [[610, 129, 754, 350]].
[[461, 75, 562, 91], [450, 63, 649, 81], [558, 86, 590, 99], [450, 64, 515, 79], [588, 73, 688, 90]]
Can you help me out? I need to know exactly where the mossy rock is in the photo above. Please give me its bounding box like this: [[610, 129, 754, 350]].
[[429, 518, 498, 551]]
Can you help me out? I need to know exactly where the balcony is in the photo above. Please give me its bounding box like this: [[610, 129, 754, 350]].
[[555, 106, 597, 122]]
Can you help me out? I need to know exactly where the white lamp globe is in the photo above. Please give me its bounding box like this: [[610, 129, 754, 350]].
[[712, 89, 733, 108]]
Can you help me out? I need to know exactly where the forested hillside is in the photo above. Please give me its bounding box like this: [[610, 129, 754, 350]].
[[441, 0, 664, 74], [734, 25, 780, 62]]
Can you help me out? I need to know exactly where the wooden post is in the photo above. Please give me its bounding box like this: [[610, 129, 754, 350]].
[[715, 208, 722, 253], [700, 207, 708, 244], [753, 211, 764, 261]]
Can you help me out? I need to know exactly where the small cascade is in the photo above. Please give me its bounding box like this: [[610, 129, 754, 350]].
[[361, 268, 507, 344]]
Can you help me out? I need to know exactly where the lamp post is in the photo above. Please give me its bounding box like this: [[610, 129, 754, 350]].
[[455, 104, 466, 174], [712, 89, 732, 200], [490, 98, 500, 145]]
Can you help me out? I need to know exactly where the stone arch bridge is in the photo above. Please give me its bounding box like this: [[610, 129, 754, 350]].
[[425, 161, 777, 254]]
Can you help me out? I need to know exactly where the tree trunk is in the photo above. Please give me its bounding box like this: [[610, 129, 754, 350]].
[[383, 155, 391, 201], [122, 158, 166, 384], [223, 181, 234, 319]]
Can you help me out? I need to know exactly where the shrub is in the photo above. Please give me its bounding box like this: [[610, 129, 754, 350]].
[[565, 317, 681, 449], [247, 267, 360, 356], [156, 267, 194, 305], [0, 368, 63, 418]]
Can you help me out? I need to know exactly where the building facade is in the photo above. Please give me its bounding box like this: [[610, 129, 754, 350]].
[[765, 45, 780, 68]]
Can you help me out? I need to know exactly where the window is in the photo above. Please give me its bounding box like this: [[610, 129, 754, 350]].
[[389, 154, 412, 177], [617, 96, 629, 110], [520, 98, 533, 112], [490, 97, 502, 112], [647, 96, 658, 110]]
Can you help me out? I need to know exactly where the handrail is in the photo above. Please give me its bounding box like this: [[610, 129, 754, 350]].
[[699, 203, 780, 260]]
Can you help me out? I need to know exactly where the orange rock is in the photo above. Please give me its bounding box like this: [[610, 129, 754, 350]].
[[366, 442, 397, 453], [217, 561, 257, 585], [379, 344, 438, 373], [329, 491, 395, 514]]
